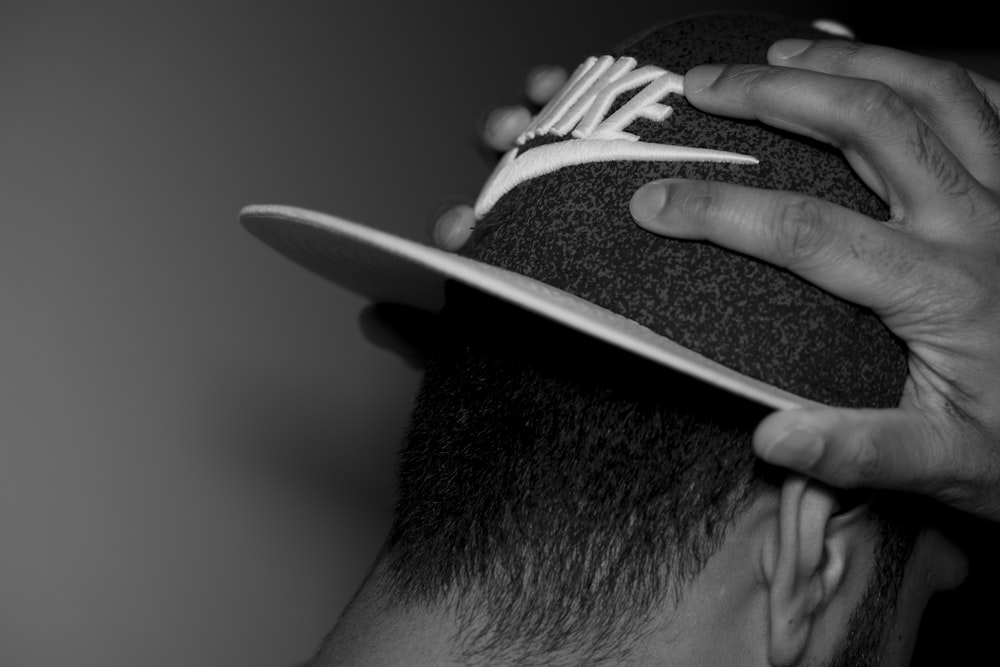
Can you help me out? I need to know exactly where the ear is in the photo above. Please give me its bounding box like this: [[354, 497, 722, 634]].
[[761, 475, 867, 666]]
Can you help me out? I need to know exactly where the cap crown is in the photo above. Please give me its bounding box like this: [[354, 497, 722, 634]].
[[460, 12, 906, 408]]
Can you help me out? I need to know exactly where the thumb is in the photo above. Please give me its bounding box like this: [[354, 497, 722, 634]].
[[752, 406, 942, 494]]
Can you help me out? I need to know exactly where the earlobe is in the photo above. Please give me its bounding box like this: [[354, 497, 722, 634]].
[[762, 475, 861, 666]]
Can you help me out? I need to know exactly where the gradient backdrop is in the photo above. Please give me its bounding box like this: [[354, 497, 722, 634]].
[[3, 2, 998, 666]]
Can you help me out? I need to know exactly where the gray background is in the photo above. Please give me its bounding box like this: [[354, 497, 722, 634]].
[[3, 2, 997, 666]]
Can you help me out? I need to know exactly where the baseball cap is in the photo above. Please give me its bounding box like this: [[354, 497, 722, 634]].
[[240, 11, 907, 411]]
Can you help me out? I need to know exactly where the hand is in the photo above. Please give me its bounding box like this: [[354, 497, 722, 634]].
[[629, 39, 1000, 521], [428, 65, 567, 251]]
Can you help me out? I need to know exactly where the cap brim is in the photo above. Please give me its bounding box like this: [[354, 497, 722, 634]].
[[240, 204, 821, 411]]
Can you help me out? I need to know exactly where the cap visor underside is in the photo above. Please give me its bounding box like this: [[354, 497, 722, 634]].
[[240, 204, 822, 411]]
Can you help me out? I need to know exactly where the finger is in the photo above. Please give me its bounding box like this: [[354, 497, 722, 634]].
[[525, 65, 568, 106], [683, 63, 989, 234], [630, 179, 928, 317], [752, 406, 1000, 522], [428, 202, 475, 252], [481, 105, 533, 153], [969, 70, 1000, 111], [768, 39, 1000, 191]]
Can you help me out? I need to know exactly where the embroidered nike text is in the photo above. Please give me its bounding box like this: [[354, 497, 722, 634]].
[[474, 56, 759, 218]]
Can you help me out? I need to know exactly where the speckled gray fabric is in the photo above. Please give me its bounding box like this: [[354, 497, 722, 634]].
[[460, 12, 907, 408]]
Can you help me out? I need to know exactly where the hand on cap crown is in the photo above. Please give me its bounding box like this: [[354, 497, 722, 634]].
[[629, 39, 1000, 522], [428, 39, 1000, 524]]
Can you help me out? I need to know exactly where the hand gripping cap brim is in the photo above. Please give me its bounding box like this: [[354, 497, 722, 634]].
[[240, 11, 908, 411]]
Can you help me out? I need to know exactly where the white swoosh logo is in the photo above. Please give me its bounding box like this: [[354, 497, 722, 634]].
[[474, 139, 759, 218]]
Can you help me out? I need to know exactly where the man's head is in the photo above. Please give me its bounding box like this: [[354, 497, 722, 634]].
[[341, 284, 962, 667], [240, 11, 968, 666]]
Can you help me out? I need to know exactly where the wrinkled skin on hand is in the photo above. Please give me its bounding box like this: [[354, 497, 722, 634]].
[[628, 39, 1000, 524], [433, 41, 1000, 527], [426, 37, 1000, 664]]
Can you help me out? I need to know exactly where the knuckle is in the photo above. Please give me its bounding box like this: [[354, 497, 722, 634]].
[[974, 94, 1000, 159], [735, 64, 794, 106], [922, 251, 999, 317], [840, 79, 910, 135], [969, 449, 1000, 514], [766, 195, 833, 265], [949, 260, 991, 305], [815, 38, 867, 71], [923, 424, 1000, 516], [667, 180, 720, 220], [839, 435, 883, 486], [923, 59, 977, 99]]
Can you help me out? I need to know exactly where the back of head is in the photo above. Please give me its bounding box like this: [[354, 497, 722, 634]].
[[305, 11, 927, 666], [379, 285, 916, 665]]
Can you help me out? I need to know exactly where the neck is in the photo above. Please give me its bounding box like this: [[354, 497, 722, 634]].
[[309, 501, 778, 667]]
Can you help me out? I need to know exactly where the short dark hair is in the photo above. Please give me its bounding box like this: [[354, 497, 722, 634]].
[[382, 284, 918, 665]]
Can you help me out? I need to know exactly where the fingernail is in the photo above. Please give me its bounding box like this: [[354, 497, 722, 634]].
[[763, 429, 825, 469], [526, 65, 567, 105], [630, 182, 668, 224], [430, 205, 474, 251], [684, 64, 724, 95], [770, 38, 812, 60], [482, 106, 531, 152], [482, 106, 515, 137], [811, 19, 854, 39]]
